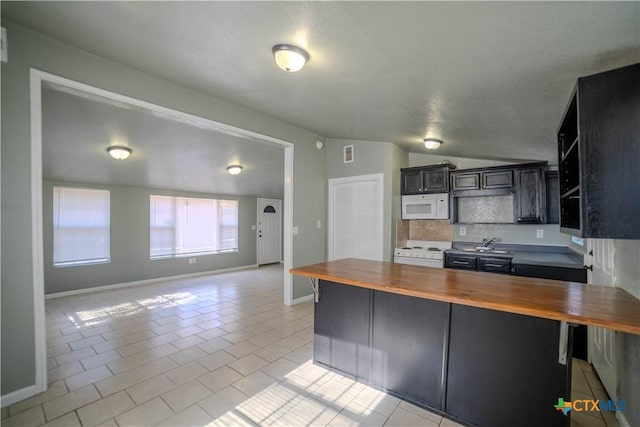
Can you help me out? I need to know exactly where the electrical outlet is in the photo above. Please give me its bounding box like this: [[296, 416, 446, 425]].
[[460, 226, 466, 236], [536, 229, 544, 239], [293, 226, 299, 235], [251, 225, 256, 230], [316, 220, 321, 229]]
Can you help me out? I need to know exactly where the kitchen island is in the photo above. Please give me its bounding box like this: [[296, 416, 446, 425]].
[[290, 258, 640, 427]]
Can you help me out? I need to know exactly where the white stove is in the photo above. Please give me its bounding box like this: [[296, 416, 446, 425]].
[[393, 240, 452, 268]]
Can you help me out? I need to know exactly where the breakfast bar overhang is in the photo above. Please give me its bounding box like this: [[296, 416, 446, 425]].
[[290, 258, 640, 427]]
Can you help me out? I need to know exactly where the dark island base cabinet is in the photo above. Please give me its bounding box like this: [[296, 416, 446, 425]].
[[371, 292, 449, 410], [314, 280, 572, 427], [446, 305, 572, 427], [513, 263, 588, 361], [313, 280, 371, 382]]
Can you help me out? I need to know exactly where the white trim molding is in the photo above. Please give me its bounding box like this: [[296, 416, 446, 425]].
[[29, 68, 48, 399], [1, 385, 41, 409], [26, 68, 296, 404], [45, 264, 259, 300], [292, 294, 314, 305]]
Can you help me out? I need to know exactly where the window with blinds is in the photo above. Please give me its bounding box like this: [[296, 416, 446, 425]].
[[53, 187, 111, 267], [150, 195, 238, 259]]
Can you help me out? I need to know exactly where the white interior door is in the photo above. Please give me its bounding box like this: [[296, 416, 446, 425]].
[[586, 238, 617, 400], [328, 174, 383, 261], [257, 198, 282, 265]]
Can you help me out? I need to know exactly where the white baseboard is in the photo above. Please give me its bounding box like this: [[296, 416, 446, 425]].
[[292, 294, 314, 304], [1, 384, 42, 408], [617, 411, 631, 427], [45, 264, 259, 300]]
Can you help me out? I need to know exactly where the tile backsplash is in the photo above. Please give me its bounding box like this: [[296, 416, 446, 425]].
[[396, 220, 454, 247]]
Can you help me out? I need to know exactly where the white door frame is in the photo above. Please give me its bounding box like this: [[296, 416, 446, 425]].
[[25, 69, 295, 402], [256, 198, 282, 265], [327, 173, 384, 262]]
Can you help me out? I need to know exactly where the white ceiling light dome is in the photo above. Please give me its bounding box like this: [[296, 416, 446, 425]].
[[226, 165, 243, 175], [106, 146, 132, 160], [272, 44, 310, 72], [424, 138, 443, 150]]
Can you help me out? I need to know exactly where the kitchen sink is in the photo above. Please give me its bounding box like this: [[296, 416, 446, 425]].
[[459, 248, 512, 254]]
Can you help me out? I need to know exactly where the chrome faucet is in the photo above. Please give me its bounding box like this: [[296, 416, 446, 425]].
[[481, 238, 497, 247]]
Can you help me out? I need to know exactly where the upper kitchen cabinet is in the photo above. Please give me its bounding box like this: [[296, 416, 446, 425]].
[[450, 162, 548, 224], [451, 169, 515, 192], [545, 171, 560, 225], [557, 63, 640, 238], [401, 164, 456, 195], [514, 167, 546, 224]]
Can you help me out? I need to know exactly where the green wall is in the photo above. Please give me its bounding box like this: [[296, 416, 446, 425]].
[[1, 21, 325, 396], [43, 181, 258, 295]]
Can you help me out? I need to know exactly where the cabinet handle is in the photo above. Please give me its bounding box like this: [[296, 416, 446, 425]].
[[453, 261, 469, 265], [485, 263, 504, 268], [418, 189, 422, 192], [584, 265, 593, 271]]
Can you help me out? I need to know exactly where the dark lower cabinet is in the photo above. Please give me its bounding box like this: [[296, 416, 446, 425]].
[[444, 253, 477, 270], [371, 292, 448, 410], [446, 305, 571, 427], [314, 281, 573, 427], [314, 280, 371, 381], [513, 263, 588, 360]]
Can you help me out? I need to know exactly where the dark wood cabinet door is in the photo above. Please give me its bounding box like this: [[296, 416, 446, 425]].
[[515, 168, 545, 223], [371, 292, 448, 411], [423, 169, 448, 193], [482, 170, 513, 189], [446, 305, 571, 427], [314, 280, 371, 381], [452, 173, 480, 191], [546, 171, 560, 224], [401, 170, 423, 195]]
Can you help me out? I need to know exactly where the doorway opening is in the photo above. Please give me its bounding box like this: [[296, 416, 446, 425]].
[[28, 68, 295, 399]]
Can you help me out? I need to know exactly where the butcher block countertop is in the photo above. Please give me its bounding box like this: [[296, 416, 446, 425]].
[[290, 258, 640, 335]]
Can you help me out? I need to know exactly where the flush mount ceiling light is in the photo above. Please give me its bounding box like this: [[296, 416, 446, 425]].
[[226, 165, 243, 175], [424, 138, 444, 150], [272, 44, 310, 72], [106, 146, 132, 160]]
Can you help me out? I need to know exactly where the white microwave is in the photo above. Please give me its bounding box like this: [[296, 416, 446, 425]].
[[402, 193, 449, 220]]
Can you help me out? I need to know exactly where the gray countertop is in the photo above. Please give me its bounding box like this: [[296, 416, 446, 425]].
[[445, 242, 584, 269]]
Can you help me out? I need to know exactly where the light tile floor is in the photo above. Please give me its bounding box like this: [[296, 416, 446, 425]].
[[1, 264, 618, 426], [571, 359, 620, 427]]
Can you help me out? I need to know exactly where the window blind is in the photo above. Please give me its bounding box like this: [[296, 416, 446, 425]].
[[150, 195, 238, 258], [53, 187, 110, 266]]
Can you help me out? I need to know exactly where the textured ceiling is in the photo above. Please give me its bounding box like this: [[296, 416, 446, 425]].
[[4, 2, 640, 164], [42, 85, 285, 197]]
